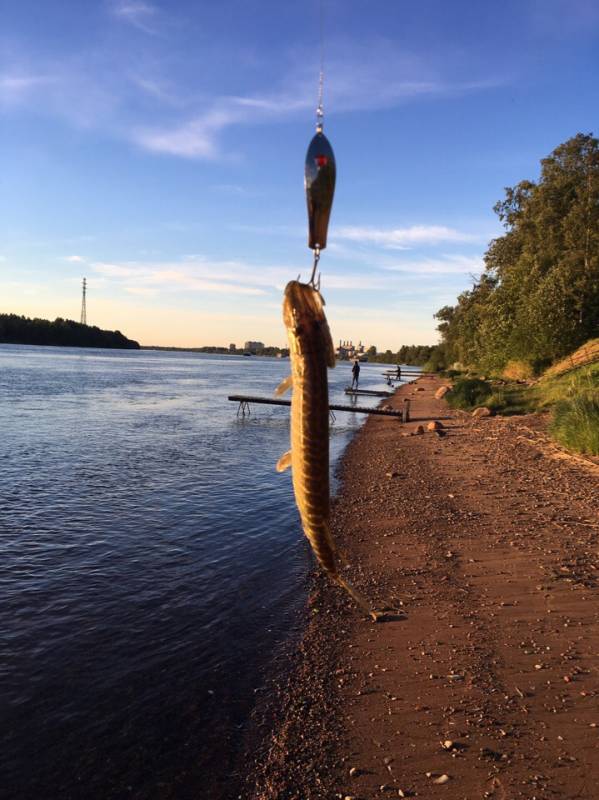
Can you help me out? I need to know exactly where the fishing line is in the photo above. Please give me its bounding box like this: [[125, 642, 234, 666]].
[[316, 0, 325, 132], [305, 0, 335, 287]]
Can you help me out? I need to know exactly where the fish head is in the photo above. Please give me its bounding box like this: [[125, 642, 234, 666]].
[[283, 280, 336, 367]]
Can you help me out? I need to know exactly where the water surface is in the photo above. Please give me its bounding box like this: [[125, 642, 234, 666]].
[[0, 345, 408, 799]]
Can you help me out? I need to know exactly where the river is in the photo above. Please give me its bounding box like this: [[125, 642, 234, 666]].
[[0, 345, 411, 799]]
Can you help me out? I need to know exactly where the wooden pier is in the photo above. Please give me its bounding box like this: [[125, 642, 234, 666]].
[[344, 388, 393, 397], [382, 370, 432, 377], [228, 394, 410, 420]]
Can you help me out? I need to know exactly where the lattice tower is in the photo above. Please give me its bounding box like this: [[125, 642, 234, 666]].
[[80, 277, 87, 325]]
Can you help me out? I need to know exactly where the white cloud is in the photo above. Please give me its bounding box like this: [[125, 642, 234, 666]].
[[94, 263, 138, 278], [64, 255, 85, 263], [92, 260, 267, 295], [213, 183, 258, 197], [132, 93, 308, 158], [334, 225, 478, 249], [1, 26, 505, 160], [131, 72, 496, 160], [0, 74, 55, 105], [383, 254, 484, 275], [130, 37, 504, 159], [135, 115, 222, 158], [90, 251, 481, 301], [111, 1, 159, 34]]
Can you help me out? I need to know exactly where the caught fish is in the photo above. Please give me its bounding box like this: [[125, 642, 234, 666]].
[[275, 279, 381, 620]]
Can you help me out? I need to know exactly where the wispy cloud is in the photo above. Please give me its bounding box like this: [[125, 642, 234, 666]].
[[383, 254, 484, 275], [0, 73, 55, 105], [131, 72, 500, 160], [64, 255, 85, 263], [213, 183, 258, 197], [110, 1, 159, 34], [132, 91, 308, 158], [90, 250, 482, 299], [129, 35, 505, 159], [1, 23, 506, 160], [93, 260, 267, 295], [334, 225, 478, 249]]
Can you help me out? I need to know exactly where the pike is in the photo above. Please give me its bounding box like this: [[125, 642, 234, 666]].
[[275, 279, 381, 620]]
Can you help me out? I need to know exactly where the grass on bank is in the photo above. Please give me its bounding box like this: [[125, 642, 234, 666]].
[[543, 366, 599, 455], [442, 363, 599, 456]]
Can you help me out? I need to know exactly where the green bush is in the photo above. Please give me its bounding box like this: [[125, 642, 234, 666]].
[[550, 394, 599, 455], [422, 344, 449, 373], [486, 390, 505, 411], [446, 378, 492, 410]]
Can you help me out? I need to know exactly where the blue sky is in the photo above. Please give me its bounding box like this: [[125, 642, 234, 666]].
[[2, 0, 599, 348]]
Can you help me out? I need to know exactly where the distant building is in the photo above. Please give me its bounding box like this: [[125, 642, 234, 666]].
[[335, 340, 367, 361], [229, 343, 236, 352], [244, 340, 264, 354]]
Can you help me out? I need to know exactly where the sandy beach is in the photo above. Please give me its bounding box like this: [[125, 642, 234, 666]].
[[243, 375, 599, 800]]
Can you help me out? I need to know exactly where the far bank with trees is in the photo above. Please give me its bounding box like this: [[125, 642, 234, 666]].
[[0, 314, 140, 349]]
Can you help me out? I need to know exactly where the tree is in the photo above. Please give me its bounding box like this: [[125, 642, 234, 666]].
[[434, 133, 599, 373]]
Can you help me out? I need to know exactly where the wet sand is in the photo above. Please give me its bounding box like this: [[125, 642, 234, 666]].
[[243, 376, 599, 800]]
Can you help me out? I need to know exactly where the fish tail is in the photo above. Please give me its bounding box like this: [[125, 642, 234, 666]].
[[333, 573, 379, 621]]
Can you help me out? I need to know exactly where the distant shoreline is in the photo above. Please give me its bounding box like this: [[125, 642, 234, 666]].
[[0, 314, 139, 350], [141, 345, 289, 357], [0, 341, 139, 350]]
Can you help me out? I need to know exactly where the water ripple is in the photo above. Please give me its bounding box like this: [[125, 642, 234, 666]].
[[0, 344, 406, 799]]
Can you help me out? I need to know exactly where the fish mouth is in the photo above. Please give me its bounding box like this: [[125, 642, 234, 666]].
[[282, 280, 326, 331]]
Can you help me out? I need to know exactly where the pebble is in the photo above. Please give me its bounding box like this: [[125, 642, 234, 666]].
[[441, 739, 456, 750], [349, 767, 360, 778], [434, 774, 450, 784]]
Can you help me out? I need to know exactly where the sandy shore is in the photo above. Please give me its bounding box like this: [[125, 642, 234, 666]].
[[242, 375, 599, 800]]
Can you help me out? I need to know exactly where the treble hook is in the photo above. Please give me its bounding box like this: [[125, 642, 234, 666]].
[[308, 245, 321, 288]]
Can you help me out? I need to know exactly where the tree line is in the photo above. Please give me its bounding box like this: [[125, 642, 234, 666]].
[[0, 314, 140, 349], [431, 133, 599, 374], [366, 344, 435, 365]]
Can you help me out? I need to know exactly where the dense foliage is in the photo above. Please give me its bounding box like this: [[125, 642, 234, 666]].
[[0, 314, 140, 349], [434, 133, 599, 374], [366, 344, 435, 365], [445, 378, 492, 409]]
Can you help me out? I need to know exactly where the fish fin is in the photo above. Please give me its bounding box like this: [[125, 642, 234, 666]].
[[327, 338, 336, 368], [274, 375, 293, 396], [275, 450, 292, 472], [321, 317, 336, 368]]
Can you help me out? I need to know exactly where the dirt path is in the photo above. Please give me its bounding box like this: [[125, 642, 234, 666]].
[[245, 376, 599, 800]]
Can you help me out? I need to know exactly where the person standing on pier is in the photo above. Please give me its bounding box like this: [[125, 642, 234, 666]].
[[351, 359, 360, 389]]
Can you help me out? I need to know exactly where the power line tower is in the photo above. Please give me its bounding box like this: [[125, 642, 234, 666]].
[[80, 277, 87, 325]]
